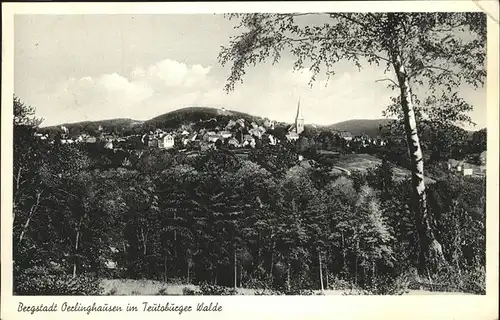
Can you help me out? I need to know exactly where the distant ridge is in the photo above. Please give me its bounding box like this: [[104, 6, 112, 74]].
[[324, 119, 395, 137], [43, 118, 143, 129]]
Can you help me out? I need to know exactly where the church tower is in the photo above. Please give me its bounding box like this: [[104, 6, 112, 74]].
[[295, 98, 304, 134]]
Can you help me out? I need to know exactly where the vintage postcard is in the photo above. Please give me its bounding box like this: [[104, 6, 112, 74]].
[[1, 1, 499, 320]]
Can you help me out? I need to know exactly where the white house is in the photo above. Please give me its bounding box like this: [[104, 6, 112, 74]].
[[463, 168, 473, 176], [286, 132, 300, 141], [159, 134, 175, 149], [268, 134, 278, 146], [228, 138, 240, 148], [219, 131, 233, 139], [104, 140, 113, 149], [242, 134, 256, 148]]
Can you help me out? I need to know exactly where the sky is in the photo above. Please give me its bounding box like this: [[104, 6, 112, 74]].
[[14, 14, 486, 129]]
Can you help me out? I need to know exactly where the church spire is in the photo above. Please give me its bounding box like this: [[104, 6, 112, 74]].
[[296, 98, 303, 120], [295, 98, 304, 134]]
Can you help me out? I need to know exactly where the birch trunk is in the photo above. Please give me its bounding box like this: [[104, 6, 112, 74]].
[[325, 262, 329, 290], [140, 228, 147, 255], [239, 262, 243, 288], [173, 212, 177, 258], [286, 259, 291, 291], [234, 249, 237, 289], [341, 231, 346, 272], [73, 217, 83, 278], [14, 167, 23, 204], [18, 191, 42, 244], [355, 239, 359, 286], [164, 253, 168, 282], [391, 50, 445, 272], [257, 231, 261, 267], [270, 241, 275, 278], [318, 250, 324, 292]]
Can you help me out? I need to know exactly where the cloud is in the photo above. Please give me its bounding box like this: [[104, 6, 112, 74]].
[[34, 58, 215, 126], [132, 58, 213, 89]]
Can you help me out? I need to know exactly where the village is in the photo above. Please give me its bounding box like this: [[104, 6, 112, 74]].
[[32, 100, 486, 179]]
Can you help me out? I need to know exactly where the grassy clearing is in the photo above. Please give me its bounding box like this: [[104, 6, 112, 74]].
[[333, 153, 436, 184]]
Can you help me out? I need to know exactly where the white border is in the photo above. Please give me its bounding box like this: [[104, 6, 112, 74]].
[[2, 2, 499, 320]]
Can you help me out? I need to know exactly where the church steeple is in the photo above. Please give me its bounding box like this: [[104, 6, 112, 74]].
[[295, 98, 304, 134]]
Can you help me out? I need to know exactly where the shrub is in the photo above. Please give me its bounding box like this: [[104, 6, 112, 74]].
[[254, 288, 283, 295], [106, 288, 118, 296], [366, 273, 410, 295], [328, 275, 356, 291], [156, 288, 169, 295], [198, 283, 237, 295], [165, 277, 187, 285], [182, 287, 201, 295], [428, 265, 485, 295], [14, 267, 103, 295]]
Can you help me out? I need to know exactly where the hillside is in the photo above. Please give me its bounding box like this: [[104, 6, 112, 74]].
[[324, 119, 395, 137], [144, 106, 265, 130], [41, 118, 143, 134]]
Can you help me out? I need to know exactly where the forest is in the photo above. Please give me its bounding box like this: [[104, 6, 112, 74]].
[[13, 97, 486, 295]]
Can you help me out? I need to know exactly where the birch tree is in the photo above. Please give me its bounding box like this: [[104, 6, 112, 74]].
[[218, 12, 486, 272]]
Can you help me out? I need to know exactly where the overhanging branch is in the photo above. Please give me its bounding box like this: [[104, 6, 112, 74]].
[[375, 78, 400, 87], [409, 64, 458, 79]]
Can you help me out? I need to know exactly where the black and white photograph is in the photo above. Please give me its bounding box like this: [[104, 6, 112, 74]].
[[2, 2, 499, 317]]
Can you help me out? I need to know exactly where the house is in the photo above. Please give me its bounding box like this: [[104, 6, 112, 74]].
[[159, 134, 175, 149], [204, 132, 222, 143], [201, 143, 215, 152], [86, 137, 97, 143], [228, 138, 240, 148], [242, 134, 256, 148], [236, 119, 246, 128], [104, 140, 113, 149], [479, 151, 487, 165], [219, 131, 233, 139], [463, 168, 473, 176], [226, 120, 237, 129], [249, 127, 264, 139], [75, 135, 86, 143], [337, 131, 353, 141], [447, 159, 464, 172], [286, 131, 300, 141], [182, 133, 198, 146], [268, 134, 278, 146], [257, 126, 267, 135], [148, 138, 158, 148], [263, 118, 275, 129]]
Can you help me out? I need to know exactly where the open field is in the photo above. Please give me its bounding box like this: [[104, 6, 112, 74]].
[[330, 153, 437, 184], [100, 279, 473, 296]]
